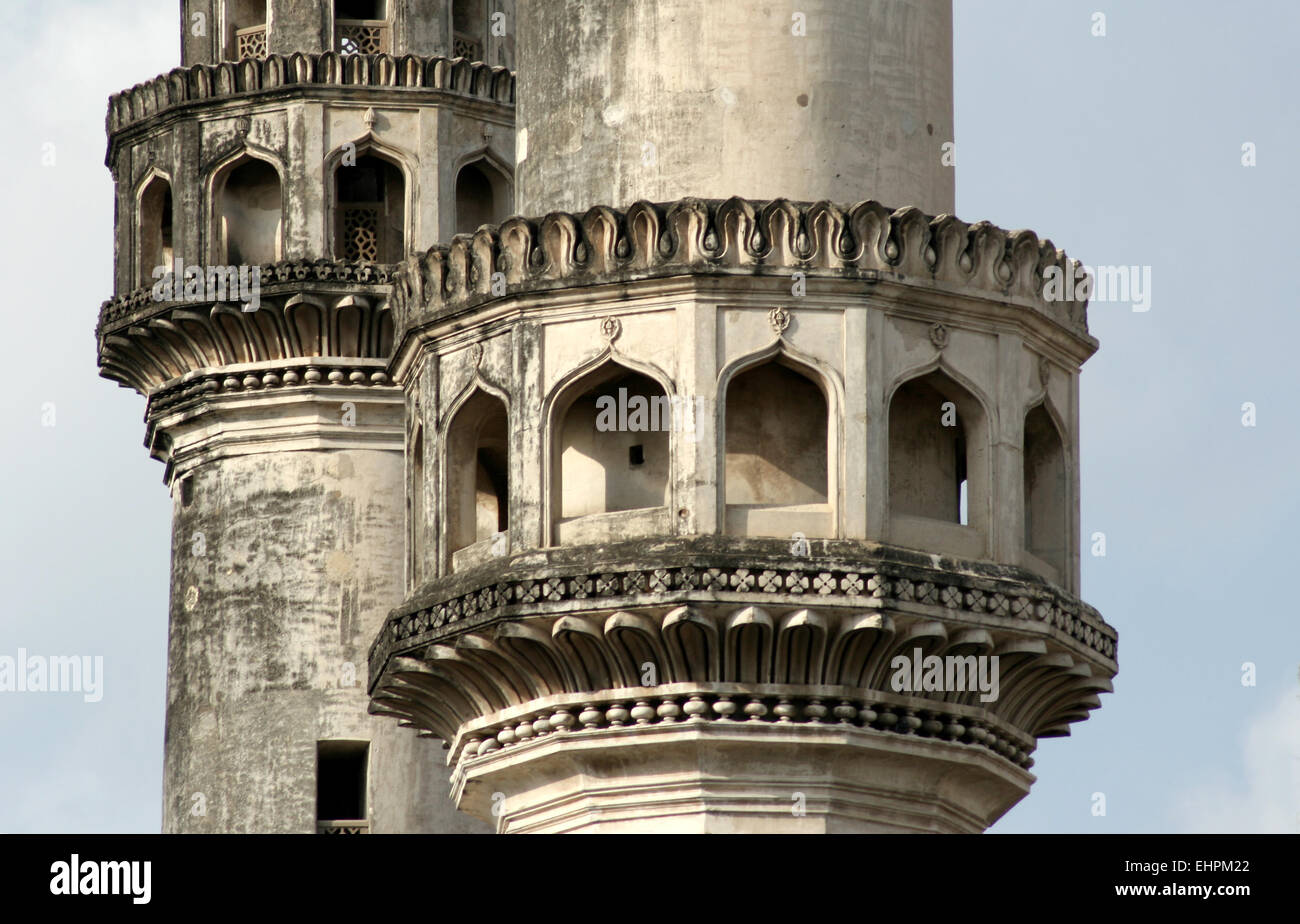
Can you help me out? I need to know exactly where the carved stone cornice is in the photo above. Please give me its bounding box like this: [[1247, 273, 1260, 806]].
[[391, 198, 1095, 355], [145, 358, 403, 482], [371, 538, 1116, 679], [96, 260, 397, 395], [367, 537, 1116, 767], [107, 53, 514, 154]]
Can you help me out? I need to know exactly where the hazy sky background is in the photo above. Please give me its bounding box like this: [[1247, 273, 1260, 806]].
[[1, 0, 1296, 833]]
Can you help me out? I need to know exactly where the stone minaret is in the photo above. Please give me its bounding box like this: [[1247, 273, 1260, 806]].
[[96, 0, 515, 833], [371, 0, 1116, 833]]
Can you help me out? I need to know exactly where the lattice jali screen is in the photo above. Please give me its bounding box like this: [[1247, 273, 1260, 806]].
[[236, 26, 267, 59], [342, 208, 380, 262], [338, 22, 388, 55], [453, 34, 482, 61]]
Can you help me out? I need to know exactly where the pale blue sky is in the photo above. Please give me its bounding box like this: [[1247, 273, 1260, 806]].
[[1, 0, 1295, 832]]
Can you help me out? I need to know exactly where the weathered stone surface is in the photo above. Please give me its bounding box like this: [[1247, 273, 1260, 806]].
[[515, 0, 955, 215]]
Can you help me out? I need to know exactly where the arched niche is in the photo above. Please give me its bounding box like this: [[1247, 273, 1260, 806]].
[[445, 389, 509, 571], [409, 423, 426, 586], [722, 355, 833, 539], [137, 173, 174, 287], [334, 152, 405, 262], [550, 360, 672, 543], [335, 0, 390, 54], [887, 366, 991, 559], [214, 154, 282, 265], [454, 157, 511, 236], [228, 0, 268, 60], [1023, 402, 1068, 582], [451, 0, 486, 60]]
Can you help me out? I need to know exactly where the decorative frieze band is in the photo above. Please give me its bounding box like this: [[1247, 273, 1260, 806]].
[[145, 358, 394, 417], [369, 557, 1117, 687], [446, 687, 1039, 772]]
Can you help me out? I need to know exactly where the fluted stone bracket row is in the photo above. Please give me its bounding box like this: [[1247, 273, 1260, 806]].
[[371, 594, 1106, 771], [107, 52, 515, 142], [392, 197, 1095, 345], [368, 540, 1117, 752], [96, 260, 397, 395]]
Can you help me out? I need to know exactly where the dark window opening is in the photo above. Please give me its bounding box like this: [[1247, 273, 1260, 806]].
[[478, 447, 509, 533], [455, 162, 498, 235], [219, 157, 282, 265], [336, 0, 385, 19], [335, 154, 404, 262], [629, 445, 645, 467], [160, 195, 173, 253], [317, 741, 368, 822]]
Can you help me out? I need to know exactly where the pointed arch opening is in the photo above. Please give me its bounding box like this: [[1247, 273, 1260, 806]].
[[215, 155, 282, 265], [409, 423, 426, 586], [446, 390, 509, 572], [723, 357, 832, 538], [887, 368, 989, 559], [335, 152, 405, 262], [551, 361, 672, 544], [454, 158, 511, 236], [1024, 403, 1067, 582], [138, 175, 174, 287]]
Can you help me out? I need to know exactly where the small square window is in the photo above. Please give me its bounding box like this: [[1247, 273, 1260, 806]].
[[317, 740, 368, 823], [629, 445, 645, 466]]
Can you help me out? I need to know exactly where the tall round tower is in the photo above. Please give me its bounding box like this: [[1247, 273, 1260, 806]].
[[370, 0, 1116, 832], [97, 0, 516, 833]]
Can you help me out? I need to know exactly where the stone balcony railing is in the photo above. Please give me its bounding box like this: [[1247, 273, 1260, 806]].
[[337, 20, 390, 55], [235, 25, 268, 60]]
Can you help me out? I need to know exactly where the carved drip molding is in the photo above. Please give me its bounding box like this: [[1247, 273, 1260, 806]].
[[107, 53, 515, 138], [96, 261, 398, 395], [391, 198, 1094, 347]]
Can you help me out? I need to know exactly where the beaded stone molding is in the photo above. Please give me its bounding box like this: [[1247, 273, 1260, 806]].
[[369, 595, 1110, 759], [370, 549, 1117, 686], [391, 197, 1094, 345], [107, 53, 515, 139], [97, 261, 398, 394], [144, 357, 395, 420], [405, 686, 1041, 774]]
